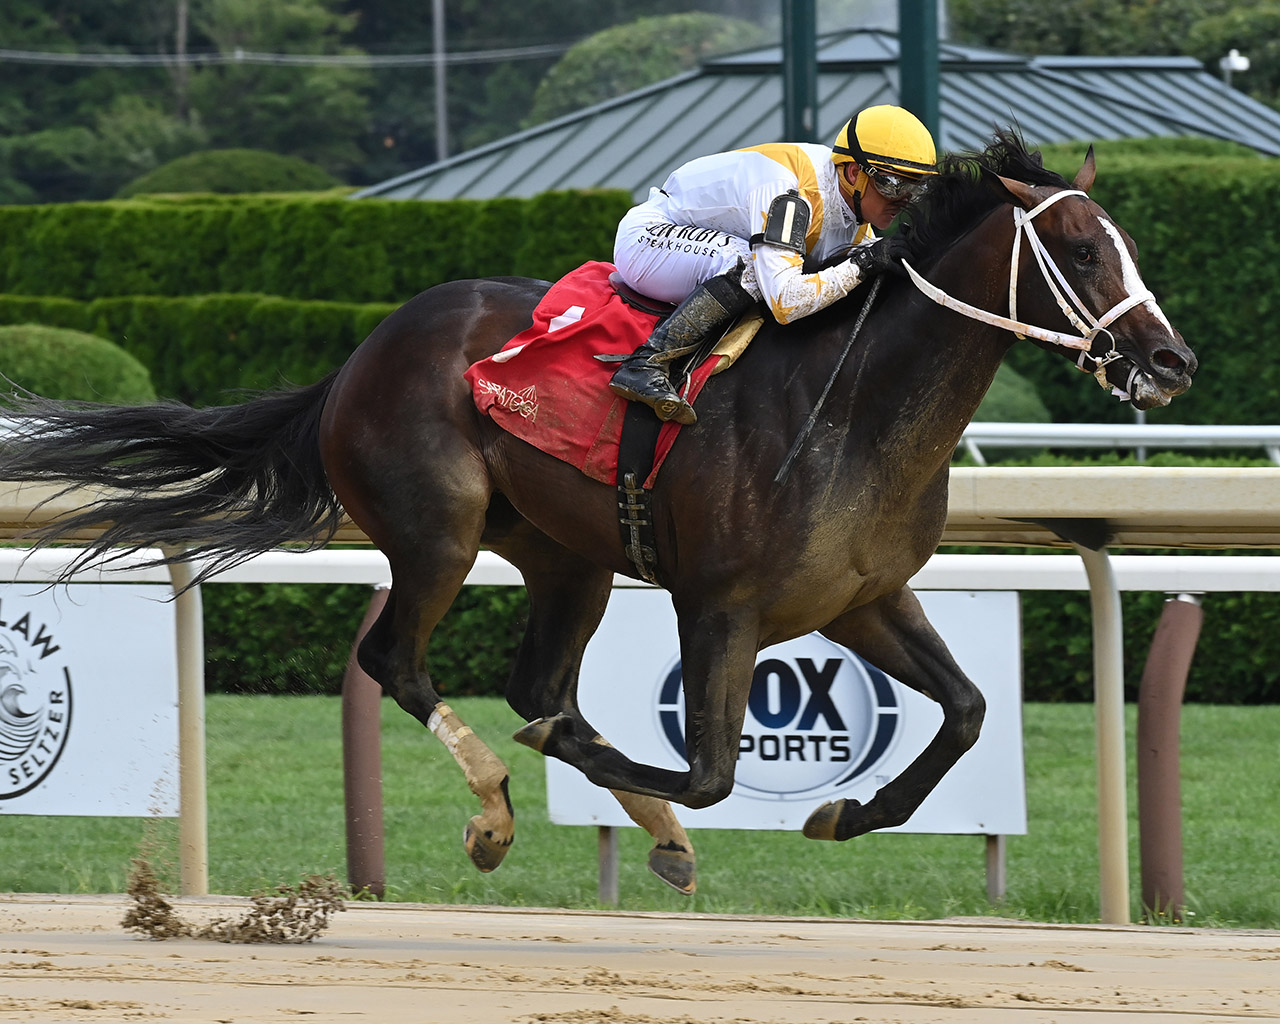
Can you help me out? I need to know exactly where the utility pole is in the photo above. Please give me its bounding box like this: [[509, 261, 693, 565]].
[[174, 0, 189, 121], [434, 0, 449, 160]]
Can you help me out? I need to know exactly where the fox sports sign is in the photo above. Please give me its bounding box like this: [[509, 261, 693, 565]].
[[545, 588, 1026, 835], [657, 634, 901, 801]]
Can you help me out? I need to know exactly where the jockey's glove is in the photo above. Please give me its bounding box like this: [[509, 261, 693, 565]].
[[846, 235, 911, 279]]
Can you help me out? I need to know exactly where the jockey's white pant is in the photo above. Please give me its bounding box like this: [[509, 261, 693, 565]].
[[613, 202, 762, 306]]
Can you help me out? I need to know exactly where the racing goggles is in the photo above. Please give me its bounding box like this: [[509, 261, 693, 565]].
[[864, 165, 924, 200]]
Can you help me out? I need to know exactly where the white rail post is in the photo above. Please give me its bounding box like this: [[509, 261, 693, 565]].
[[1073, 542, 1130, 924], [166, 558, 209, 896]]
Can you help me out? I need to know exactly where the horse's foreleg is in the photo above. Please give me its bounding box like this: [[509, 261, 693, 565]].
[[673, 605, 760, 809], [517, 603, 758, 814], [804, 586, 986, 842], [498, 542, 696, 892]]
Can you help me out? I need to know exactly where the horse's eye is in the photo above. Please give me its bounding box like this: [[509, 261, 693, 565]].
[[1074, 245, 1094, 264]]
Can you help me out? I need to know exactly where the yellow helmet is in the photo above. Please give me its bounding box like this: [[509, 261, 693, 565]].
[[832, 105, 938, 181]]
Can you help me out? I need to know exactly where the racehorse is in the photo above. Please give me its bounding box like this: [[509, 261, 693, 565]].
[[0, 131, 1195, 894]]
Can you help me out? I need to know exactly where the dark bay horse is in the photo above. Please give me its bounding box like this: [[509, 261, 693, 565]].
[[0, 132, 1195, 894]]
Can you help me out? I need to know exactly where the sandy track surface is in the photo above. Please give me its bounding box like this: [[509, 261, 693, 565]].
[[1, 894, 1277, 1023]]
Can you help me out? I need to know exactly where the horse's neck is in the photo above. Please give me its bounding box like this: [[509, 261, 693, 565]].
[[830, 213, 1017, 487]]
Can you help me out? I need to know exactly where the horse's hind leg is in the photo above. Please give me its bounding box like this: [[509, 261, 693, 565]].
[[497, 535, 696, 893], [804, 586, 986, 841], [359, 578, 515, 872], [605, 785, 697, 894], [318, 297, 530, 874]]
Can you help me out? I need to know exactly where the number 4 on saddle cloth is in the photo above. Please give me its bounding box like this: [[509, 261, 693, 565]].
[[464, 260, 760, 489]]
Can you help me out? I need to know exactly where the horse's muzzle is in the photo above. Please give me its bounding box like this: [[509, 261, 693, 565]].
[[1112, 334, 1197, 410]]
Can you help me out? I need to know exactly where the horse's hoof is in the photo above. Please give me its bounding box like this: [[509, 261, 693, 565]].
[[513, 713, 573, 753], [512, 716, 558, 747], [463, 816, 512, 873], [647, 842, 696, 895], [802, 799, 861, 841]]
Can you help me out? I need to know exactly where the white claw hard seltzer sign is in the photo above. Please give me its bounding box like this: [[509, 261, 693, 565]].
[[547, 589, 1026, 834], [0, 583, 179, 817]]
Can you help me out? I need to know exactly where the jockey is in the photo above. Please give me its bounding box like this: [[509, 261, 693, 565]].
[[609, 104, 938, 425]]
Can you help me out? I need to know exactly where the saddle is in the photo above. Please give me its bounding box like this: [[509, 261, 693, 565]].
[[607, 272, 677, 318], [464, 260, 762, 585]]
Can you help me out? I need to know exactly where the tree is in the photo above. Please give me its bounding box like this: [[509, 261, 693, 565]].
[[339, 0, 773, 179], [0, 96, 203, 203], [949, 0, 1280, 110], [0, 0, 181, 201], [948, 0, 1237, 59], [1186, 2, 1280, 109], [524, 13, 767, 127], [185, 0, 372, 178], [0, 0, 779, 199], [93, 95, 208, 190]]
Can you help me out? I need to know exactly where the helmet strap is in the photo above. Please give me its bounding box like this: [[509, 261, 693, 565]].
[[839, 165, 868, 222]]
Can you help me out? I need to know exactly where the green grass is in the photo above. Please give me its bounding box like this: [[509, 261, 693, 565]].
[[2, 697, 1277, 928]]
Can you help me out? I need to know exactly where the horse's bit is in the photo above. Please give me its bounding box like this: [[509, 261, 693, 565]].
[[902, 188, 1154, 395]]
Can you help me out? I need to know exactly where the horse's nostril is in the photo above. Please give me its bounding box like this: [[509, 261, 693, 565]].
[[1153, 349, 1184, 371]]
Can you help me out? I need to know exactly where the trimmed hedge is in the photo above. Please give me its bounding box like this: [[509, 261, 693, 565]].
[[0, 293, 397, 404], [975, 362, 1051, 424], [117, 149, 342, 198], [0, 323, 156, 404], [202, 583, 528, 697], [1023, 588, 1280, 705], [0, 190, 632, 305]]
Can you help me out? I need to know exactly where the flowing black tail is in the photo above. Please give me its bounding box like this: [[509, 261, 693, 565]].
[[0, 372, 343, 586]]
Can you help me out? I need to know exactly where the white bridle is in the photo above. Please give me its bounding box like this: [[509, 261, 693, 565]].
[[902, 188, 1155, 390]]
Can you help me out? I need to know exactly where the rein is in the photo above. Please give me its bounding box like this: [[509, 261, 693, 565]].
[[902, 188, 1154, 393], [773, 275, 883, 487]]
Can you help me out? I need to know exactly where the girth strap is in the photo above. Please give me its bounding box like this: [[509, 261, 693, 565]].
[[615, 403, 663, 584]]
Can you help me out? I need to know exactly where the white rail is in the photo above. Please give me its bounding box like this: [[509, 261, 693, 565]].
[[961, 422, 1280, 466], [2, 546, 1279, 592]]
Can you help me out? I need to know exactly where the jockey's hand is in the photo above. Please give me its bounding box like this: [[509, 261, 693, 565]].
[[846, 234, 911, 279]]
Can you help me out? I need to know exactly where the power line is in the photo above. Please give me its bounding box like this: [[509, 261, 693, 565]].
[[0, 42, 571, 68]]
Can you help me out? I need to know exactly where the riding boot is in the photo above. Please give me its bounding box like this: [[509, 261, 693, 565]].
[[608, 265, 754, 425]]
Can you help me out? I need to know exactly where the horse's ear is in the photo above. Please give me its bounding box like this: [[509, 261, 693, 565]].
[[995, 174, 1039, 210], [1072, 145, 1097, 194]]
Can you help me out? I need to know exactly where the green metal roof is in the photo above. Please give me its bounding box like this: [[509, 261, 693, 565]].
[[355, 28, 1280, 202]]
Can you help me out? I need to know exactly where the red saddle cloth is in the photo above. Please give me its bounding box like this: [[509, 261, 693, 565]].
[[464, 260, 718, 487]]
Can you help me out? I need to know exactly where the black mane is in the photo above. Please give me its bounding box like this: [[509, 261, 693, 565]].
[[901, 128, 1072, 263]]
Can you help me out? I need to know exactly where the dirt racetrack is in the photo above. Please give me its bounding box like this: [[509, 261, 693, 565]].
[[1, 894, 1277, 1023]]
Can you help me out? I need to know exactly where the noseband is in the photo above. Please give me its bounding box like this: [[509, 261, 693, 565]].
[[903, 188, 1154, 393]]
